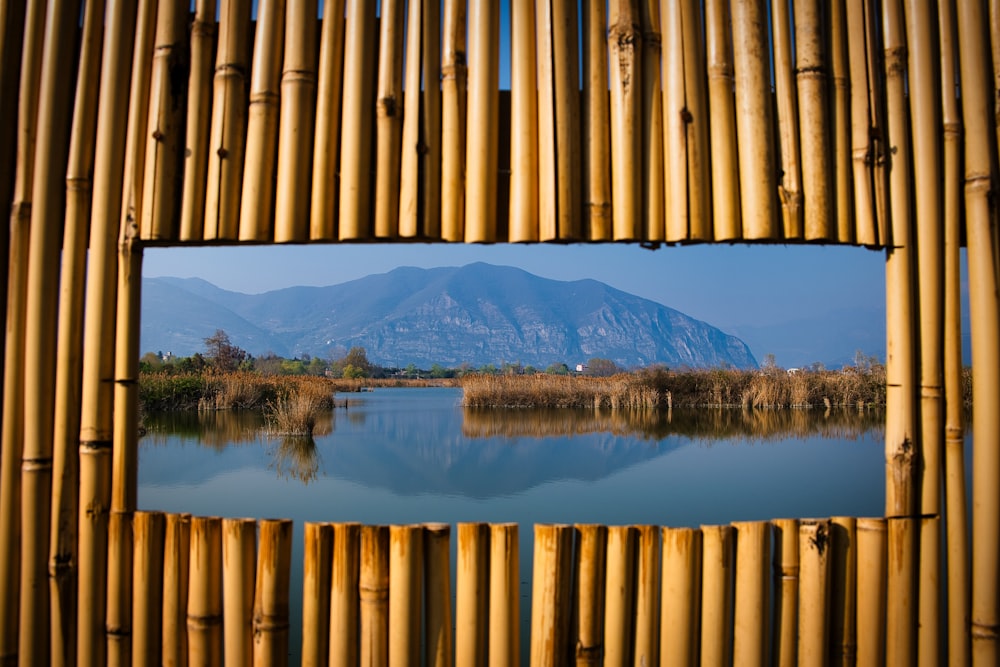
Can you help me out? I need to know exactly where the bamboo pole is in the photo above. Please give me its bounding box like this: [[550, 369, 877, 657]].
[[329, 523, 360, 667], [604, 525, 636, 666], [660, 526, 701, 667], [772, 518, 799, 667], [440, 0, 467, 241], [846, 0, 878, 246], [310, 0, 346, 240], [705, 0, 740, 241], [795, 0, 833, 241], [680, 0, 710, 241], [732, 521, 770, 667], [856, 518, 887, 667], [162, 513, 191, 667], [223, 518, 256, 667], [771, 0, 802, 239], [179, 0, 216, 241], [489, 523, 519, 667], [360, 525, 389, 667], [956, 1, 1000, 663], [338, 0, 376, 240], [188, 517, 223, 667], [700, 525, 734, 667], [464, 0, 501, 242], [302, 523, 333, 667], [388, 525, 423, 667], [640, 0, 664, 243], [253, 519, 293, 667], [274, 0, 317, 243], [0, 0, 25, 288], [829, 517, 857, 667], [609, 0, 641, 241], [529, 524, 572, 667], [829, 0, 853, 243], [133, 511, 166, 666], [572, 524, 606, 666], [797, 520, 832, 667], [633, 525, 660, 665], [866, 0, 889, 245], [580, 0, 610, 241], [535, 0, 557, 241], [239, 0, 284, 242], [456, 522, 488, 666], [423, 524, 452, 667], [203, 0, 252, 240], [372, 0, 405, 240], [730, 0, 777, 239], [886, 517, 916, 667], [551, 0, 581, 240]]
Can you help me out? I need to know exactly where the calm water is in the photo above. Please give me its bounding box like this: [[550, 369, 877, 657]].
[[139, 386, 889, 662]]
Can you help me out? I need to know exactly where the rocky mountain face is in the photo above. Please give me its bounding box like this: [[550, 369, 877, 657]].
[[142, 263, 758, 369]]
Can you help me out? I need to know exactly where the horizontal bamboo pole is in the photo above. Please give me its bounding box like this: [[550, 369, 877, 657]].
[[856, 518, 887, 667], [309, 0, 346, 240], [223, 518, 256, 667], [254, 519, 293, 667], [531, 524, 573, 667], [162, 513, 191, 667], [456, 522, 488, 666], [772, 518, 799, 667], [188, 517, 223, 667], [700, 525, 734, 666], [359, 525, 389, 667], [133, 511, 166, 666], [180, 0, 216, 241], [423, 524, 451, 667], [733, 521, 770, 667], [338, 0, 376, 240], [329, 523, 360, 667], [660, 526, 701, 666], [604, 525, 636, 666], [302, 523, 333, 667], [798, 519, 832, 667], [440, 0, 467, 241], [389, 525, 423, 667], [489, 523, 519, 667], [573, 524, 606, 665]]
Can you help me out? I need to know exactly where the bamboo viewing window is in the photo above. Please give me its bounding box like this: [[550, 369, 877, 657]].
[[0, 0, 997, 664]]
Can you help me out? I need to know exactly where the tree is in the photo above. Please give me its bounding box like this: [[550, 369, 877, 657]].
[[585, 357, 620, 377], [203, 329, 252, 372], [545, 362, 570, 375]]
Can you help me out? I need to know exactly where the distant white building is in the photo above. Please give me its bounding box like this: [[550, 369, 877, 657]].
[[576, 364, 586, 373]]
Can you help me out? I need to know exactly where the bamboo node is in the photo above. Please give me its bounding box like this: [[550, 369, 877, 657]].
[[21, 457, 53, 472], [192, 21, 216, 39], [576, 642, 602, 660], [971, 621, 1000, 640], [253, 616, 290, 633], [376, 96, 398, 118], [807, 524, 829, 555], [66, 176, 93, 193], [105, 626, 131, 638], [217, 147, 228, 158]]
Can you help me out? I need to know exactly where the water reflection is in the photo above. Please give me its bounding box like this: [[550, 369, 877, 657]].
[[269, 437, 322, 484]]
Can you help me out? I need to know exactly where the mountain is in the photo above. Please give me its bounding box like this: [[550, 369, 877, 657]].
[[141, 263, 757, 369]]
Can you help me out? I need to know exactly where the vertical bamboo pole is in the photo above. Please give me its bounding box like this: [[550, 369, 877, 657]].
[[162, 513, 191, 667], [798, 520, 832, 667], [0, 0, 26, 285], [372, 0, 405, 240], [855, 518, 887, 667], [188, 517, 223, 667], [456, 522, 488, 666], [464, 0, 500, 242], [633, 525, 660, 665], [552, 0, 581, 241], [253, 519, 293, 667], [680, 0, 710, 241], [489, 523, 519, 667], [867, 0, 890, 245], [338, 0, 377, 240], [179, 0, 216, 241], [329, 523, 360, 667], [609, 0, 642, 241], [730, 0, 777, 239], [829, 0, 853, 243], [956, 0, 1000, 663], [580, 0, 610, 241], [509, 0, 539, 242], [133, 511, 166, 666], [829, 517, 857, 667], [203, 0, 252, 241], [772, 518, 799, 667], [529, 524, 572, 667], [423, 524, 452, 667], [302, 523, 333, 667], [440, 0, 467, 241], [359, 525, 389, 667], [771, 0, 802, 239], [535, 0, 557, 241], [732, 521, 770, 667], [573, 524, 606, 665], [239, 0, 284, 242], [886, 518, 916, 667], [388, 525, 423, 667], [700, 525, 734, 667], [640, 1, 664, 243], [705, 0, 741, 241], [846, 0, 878, 246], [660, 527, 702, 667], [604, 525, 636, 666], [274, 0, 317, 243], [310, 0, 346, 240], [795, 0, 833, 241], [661, 0, 686, 242], [223, 518, 256, 667]]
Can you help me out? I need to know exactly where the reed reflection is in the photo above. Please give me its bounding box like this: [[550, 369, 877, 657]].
[[269, 436, 323, 484]]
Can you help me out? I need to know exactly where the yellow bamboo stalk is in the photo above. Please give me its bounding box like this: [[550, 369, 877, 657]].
[[886, 518, 916, 667], [0, 0, 26, 257], [604, 525, 636, 666], [488, 523, 519, 667], [829, 517, 857, 667], [795, 0, 833, 241], [640, 1, 664, 243], [633, 525, 660, 665], [133, 511, 166, 666], [680, 0, 710, 241], [273, 0, 317, 243], [771, 518, 799, 667], [310, 0, 346, 240], [179, 0, 216, 241], [440, 0, 467, 241], [203, 0, 252, 240], [223, 518, 256, 667], [991, 0, 1000, 155], [302, 523, 333, 667], [329, 523, 360, 667], [580, 0, 610, 241], [552, 0, 581, 240], [388, 525, 423, 667], [535, 0, 557, 241], [956, 1, 1000, 663], [730, 0, 777, 239], [372, 0, 406, 240], [530, 524, 573, 667], [856, 518, 887, 667], [829, 0, 853, 243], [798, 520, 832, 667], [162, 513, 191, 667], [464, 0, 501, 242], [423, 524, 452, 667], [188, 517, 223, 667], [846, 0, 878, 246], [609, 0, 641, 241], [573, 525, 606, 665], [660, 526, 701, 666], [771, 0, 802, 239], [732, 521, 770, 667], [700, 525, 734, 667], [239, 0, 284, 242], [253, 519, 293, 667], [456, 522, 488, 666], [705, 0, 740, 241], [107, 513, 133, 665], [866, 0, 889, 245], [359, 525, 389, 667]]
